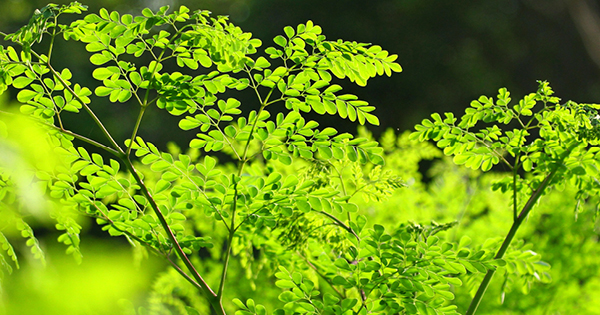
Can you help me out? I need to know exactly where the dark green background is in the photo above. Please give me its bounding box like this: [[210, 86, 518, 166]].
[[1, 0, 598, 141]]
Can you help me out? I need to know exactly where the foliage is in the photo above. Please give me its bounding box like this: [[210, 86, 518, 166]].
[[0, 2, 597, 315], [411, 80, 600, 313], [355, 130, 600, 314]]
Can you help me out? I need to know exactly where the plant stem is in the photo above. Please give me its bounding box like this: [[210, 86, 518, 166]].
[[44, 62, 123, 153], [298, 251, 345, 298], [318, 210, 359, 240], [466, 142, 579, 315], [0, 110, 122, 157], [47, 16, 57, 62], [512, 153, 520, 221], [86, 204, 203, 290], [127, 106, 147, 156], [37, 45, 224, 312], [122, 158, 225, 315], [217, 175, 239, 299], [44, 64, 227, 314]]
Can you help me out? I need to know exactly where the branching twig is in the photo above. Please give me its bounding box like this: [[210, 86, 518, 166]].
[[466, 141, 579, 315]]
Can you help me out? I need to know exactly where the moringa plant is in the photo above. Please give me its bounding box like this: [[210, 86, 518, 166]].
[[411, 81, 600, 314], [0, 2, 557, 314]]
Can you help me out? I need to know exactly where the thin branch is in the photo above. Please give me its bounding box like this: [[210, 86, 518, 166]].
[[466, 141, 580, 315], [124, 161, 213, 292], [87, 210, 203, 289], [298, 252, 344, 298], [238, 102, 267, 173], [244, 65, 265, 105], [43, 59, 124, 154], [233, 196, 293, 232], [189, 98, 242, 161], [328, 162, 348, 197], [0, 110, 122, 157], [52, 125, 122, 157], [125, 25, 196, 155], [318, 210, 360, 241], [217, 175, 239, 298], [126, 106, 147, 156], [47, 16, 57, 62]]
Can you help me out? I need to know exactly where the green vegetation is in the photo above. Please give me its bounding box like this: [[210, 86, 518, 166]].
[[1, 3, 599, 314]]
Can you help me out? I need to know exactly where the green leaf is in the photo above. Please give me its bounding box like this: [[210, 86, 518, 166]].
[[272, 67, 287, 77], [232, 299, 246, 309], [19, 105, 36, 114], [273, 35, 287, 47], [389, 62, 402, 72], [182, 58, 198, 70], [17, 89, 37, 102], [369, 153, 384, 165], [170, 212, 186, 221], [197, 55, 212, 68], [117, 90, 132, 102], [94, 86, 112, 97], [317, 146, 332, 159], [364, 112, 380, 125], [151, 160, 171, 172], [342, 203, 358, 213], [129, 72, 142, 86], [254, 57, 271, 69], [459, 235, 472, 248], [90, 53, 112, 65], [91, 153, 104, 166], [92, 68, 114, 80], [284, 26, 295, 38], [142, 8, 154, 17], [12, 76, 34, 89], [278, 154, 292, 165], [275, 280, 295, 289], [278, 291, 298, 303], [204, 155, 217, 170], [453, 154, 469, 165], [297, 200, 311, 213], [179, 117, 201, 130], [155, 179, 171, 194], [281, 175, 299, 189]]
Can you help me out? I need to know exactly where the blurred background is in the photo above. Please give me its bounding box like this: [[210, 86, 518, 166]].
[[2, 0, 600, 314]]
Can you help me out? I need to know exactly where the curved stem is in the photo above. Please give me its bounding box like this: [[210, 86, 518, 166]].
[[318, 210, 359, 240], [54, 125, 122, 156], [0, 110, 122, 157], [512, 163, 519, 221], [47, 16, 57, 62], [86, 204, 202, 290], [125, 25, 195, 155], [298, 251, 345, 298], [122, 158, 224, 314], [43, 60, 123, 153], [217, 175, 238, 299], [466, 142, 579, 315], [239, 103, 266, 173], [127, 106, 147, 156]]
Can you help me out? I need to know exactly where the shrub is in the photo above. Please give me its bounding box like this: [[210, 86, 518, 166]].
[[1, 3, 598, 314]]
